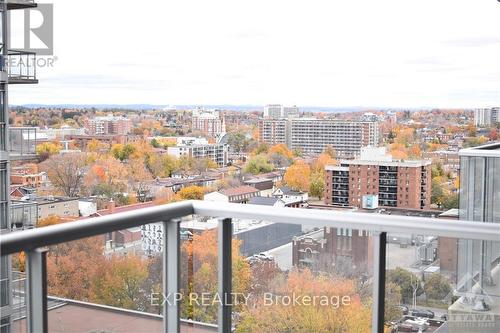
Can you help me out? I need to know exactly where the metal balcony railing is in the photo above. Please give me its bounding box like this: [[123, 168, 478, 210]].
[[1, 200, 499, 333], [6, 50, 38, 84], [6, 0, 37, 10], [9, 127, 37, 160]]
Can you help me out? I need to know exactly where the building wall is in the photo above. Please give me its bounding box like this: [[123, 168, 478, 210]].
[[259, 118, 380, 157], [292, 227, 373, 275], [38, 200, 80, 220], [326, 161, 431, 210]]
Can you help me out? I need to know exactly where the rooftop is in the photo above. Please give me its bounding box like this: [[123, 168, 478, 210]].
[[219, 185, 260, 197], [13, 298, 216, 333], [459, 141, 500, 157]]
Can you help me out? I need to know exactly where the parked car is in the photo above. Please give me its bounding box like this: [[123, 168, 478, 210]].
[[396, 305, 409, 315], [410, 309, 434, 318]]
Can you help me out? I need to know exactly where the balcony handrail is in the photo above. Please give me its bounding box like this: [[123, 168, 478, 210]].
[[1, 200, 500, 255], [1, 200, 500, 333], [8, 49, 37, 56]]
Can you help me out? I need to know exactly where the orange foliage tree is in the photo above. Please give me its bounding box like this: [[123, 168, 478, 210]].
[[91, 255, 150, 310], [269, 144, 294, 160], [236, 269, 371, 333], [284, 160, 311, 192], [181, 230, 251, 323]]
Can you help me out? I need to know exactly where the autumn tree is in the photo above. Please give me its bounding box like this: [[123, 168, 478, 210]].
[[127, 158, 153, 202], [236, 269, 371, 333], [146, 154, 179, 178], [309, 171, 325, 200], [40, 153, 88, 197], [385, 282, 403, 322], [175, 185, 205, 200], [86, 157, 128, 198], [91, 255, 150, 310], [111, 143, 136, 161], [228, 132, 251, 154], [35, 142, 61, 161], [243, 154, 273, 175], [268, 144, 293, 160], [47, 235, 106, 301], [284, 160, 310, 192], [180, 230, 251, 323]]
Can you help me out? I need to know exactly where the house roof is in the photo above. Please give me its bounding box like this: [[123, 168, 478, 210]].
[[220, 185, 260, 197], [276, 186, 303, 195], [91, 201, 157, 217], [248, 196, 281, 206]]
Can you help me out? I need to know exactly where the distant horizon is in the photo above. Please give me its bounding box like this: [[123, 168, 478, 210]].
[[12, 103, 486, 112]]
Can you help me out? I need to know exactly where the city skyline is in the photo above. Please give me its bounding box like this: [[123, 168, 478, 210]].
[[8, 0, 500, 108]]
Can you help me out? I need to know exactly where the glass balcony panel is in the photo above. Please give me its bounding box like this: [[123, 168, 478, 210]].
[[385, 232, 500, 333], [8, 127, 37, 159], [6, 51, 37, 84]]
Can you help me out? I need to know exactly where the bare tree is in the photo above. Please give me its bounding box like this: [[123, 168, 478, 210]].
[[40, 153, 87, 197]]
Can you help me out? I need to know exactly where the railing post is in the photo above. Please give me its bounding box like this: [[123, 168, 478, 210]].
[[218, 218, 232, 333], [26, 248, 48, 333], [163, 219, 181, 333], [371, 231, 387, 333]]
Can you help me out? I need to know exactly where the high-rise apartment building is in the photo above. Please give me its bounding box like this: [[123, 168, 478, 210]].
[[1, 1, 39, 331], [258, 118, 380, 157], [324, 147, 432, 210], [263, 104, 299, 119], [85, 116, 132, 135], [474, 108, 499, 127], [258, 119, 287, 145], [191, 108, 223, 137], [263, 104, 283, 118]]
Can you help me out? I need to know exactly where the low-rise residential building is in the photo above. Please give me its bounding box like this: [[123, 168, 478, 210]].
[[325, 147, 432, 210], [167, 137, 228, 167], [272, 186, 309, 207], [243, 178, 274, 196], [10, 166, 47, 188], [19, 196, 80, 220], [204, 185, 260, 203]]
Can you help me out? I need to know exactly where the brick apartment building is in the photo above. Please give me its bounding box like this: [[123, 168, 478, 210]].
[[191, 109, 223, 137], [10, 165, 46, 188], [85, 116, 132, 135], [292, 227, 373, 275], [325, 147, 432, 210]]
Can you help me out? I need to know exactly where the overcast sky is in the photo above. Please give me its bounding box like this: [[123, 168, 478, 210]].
[[8, 0, 500, 108]]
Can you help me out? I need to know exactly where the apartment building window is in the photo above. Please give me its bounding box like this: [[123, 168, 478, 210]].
[[0, 256, 9, 307]]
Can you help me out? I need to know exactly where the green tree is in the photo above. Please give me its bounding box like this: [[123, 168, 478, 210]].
[[424, 274, 451, 301], [243, 154, 273, 175], [442, 193, 459, 210], [387, 267, 423, 304], [385, 282, 403, 322], [309, 171, 325, 200], [431, 179, 445, 207]]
